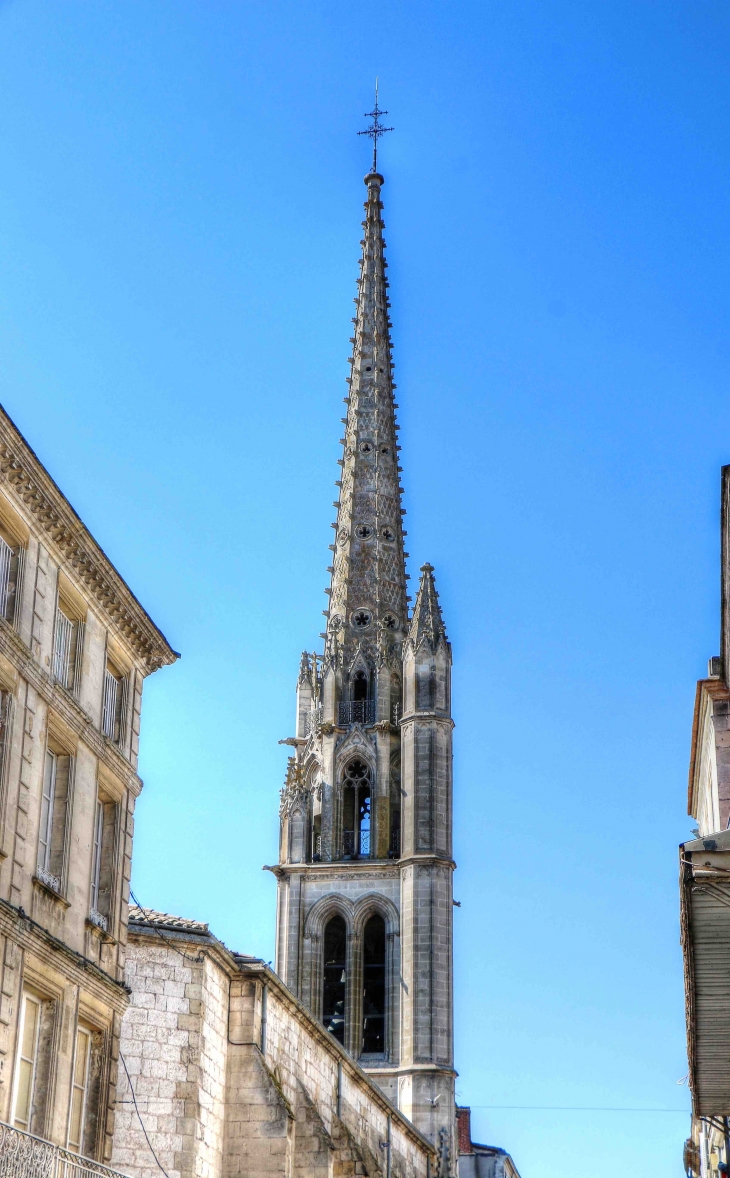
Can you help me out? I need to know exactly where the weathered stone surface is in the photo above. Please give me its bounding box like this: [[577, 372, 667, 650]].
[[112, 919, 434, 1178]]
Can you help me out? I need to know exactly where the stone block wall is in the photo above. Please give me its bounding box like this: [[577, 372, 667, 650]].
[[113, 923, 434, 1178]]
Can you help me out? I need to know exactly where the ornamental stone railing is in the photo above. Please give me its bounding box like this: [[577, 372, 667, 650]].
[[0, 1121, 129, 1178]]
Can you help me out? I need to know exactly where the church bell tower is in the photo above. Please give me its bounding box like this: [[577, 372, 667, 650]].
[[273, 134, 456, 1163]]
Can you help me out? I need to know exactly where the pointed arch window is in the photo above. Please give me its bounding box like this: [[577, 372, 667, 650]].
[[362, 914, 386, 1055], [322, 915, 347, 1045], [342, 760, 371, 858]]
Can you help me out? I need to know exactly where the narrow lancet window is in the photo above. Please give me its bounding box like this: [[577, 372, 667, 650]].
[[322, 915, 347, 1044], [342, 760, 371, 858], [362, 915, 386, 1055]]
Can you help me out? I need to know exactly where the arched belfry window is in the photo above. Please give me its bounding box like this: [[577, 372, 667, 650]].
[[362, 915, 386, 1055], [352, 670, 368, 701], [342, 760, 371, 858], [322, 915, 347, 1045]]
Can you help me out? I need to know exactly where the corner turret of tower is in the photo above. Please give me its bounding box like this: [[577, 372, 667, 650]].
[[407, 563, 450, 655]]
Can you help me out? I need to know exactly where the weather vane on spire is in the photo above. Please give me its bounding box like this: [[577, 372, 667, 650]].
[[358, 79, 393, 174]]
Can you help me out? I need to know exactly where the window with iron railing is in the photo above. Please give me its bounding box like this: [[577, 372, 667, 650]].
[[101, 666, 127, 744], [53, 602, 84, 696], [89, 794, 115, 934], [37, 747, 74, 896], [338, 699, 376, 726]]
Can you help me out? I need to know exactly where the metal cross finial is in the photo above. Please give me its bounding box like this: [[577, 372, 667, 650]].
[[358, 79, 393, 174]]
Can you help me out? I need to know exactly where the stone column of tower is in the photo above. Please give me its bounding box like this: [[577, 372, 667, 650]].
[[272, 168, 456, 1167]]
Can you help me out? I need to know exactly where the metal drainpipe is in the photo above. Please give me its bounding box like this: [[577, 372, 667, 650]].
[[386, 1114, 392, 1178], [260, 983, 268, 1054]]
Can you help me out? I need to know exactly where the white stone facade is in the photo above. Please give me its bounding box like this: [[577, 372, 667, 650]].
[[0, 404, 175, 1166]]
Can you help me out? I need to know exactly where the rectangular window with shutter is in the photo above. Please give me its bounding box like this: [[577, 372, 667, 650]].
[[11, 993, 41, 1133], [53, 596, 85, 696], [67, 1025, 91, 1153], [89, 791, 117, 933], [0, 534, 25, 626], [102, 661, 127, 746], [37, 743, 75, 896]]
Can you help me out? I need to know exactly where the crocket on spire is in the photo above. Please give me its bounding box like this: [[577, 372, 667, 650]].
[[324, 125, 407, 664]]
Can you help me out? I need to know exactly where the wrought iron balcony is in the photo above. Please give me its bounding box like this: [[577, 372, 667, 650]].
[[0, 1120, 129, 1178], [36, 864, 61, 894], [338, 699, 376, 726], [342, 828, 371, 858], [88, 908, 108, 933]]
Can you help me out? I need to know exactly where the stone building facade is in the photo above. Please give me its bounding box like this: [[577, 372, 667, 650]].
[[111, 909, 435, 1178], [0, 405, 176, 1169], [681, 465, 730, 1177], [272, 167, 456, 1167]]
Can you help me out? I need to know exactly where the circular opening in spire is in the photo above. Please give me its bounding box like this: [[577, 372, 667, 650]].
[[381, 614, 398, 631], [355, 525, 373, 540], [381, 526, 395, 542], [359, 441, 374, 454], [351, 609, 372, 630]]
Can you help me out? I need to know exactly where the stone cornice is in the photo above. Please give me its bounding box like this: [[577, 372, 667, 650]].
[[0, 618, 144, 797], [688, 677, 730, 818], [0, 406, 178, 673], [268, 861, 400, 879]]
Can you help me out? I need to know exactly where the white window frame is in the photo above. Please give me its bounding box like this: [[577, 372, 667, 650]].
[[11, 992, 41, 1133], [38, 749, 56, 875], [0, 536, 12, 620], [66, 1024, 92, 1154], [101, 669, 118, 740], [90, 798, 103, 914], [53, 607, 74, 687]]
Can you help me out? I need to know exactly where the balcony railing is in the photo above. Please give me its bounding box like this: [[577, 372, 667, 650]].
[[36, 864, 61, 895], [343, 828, 370, 857], [338, 700, 376, 726], [0, 1121, 129, 1178]]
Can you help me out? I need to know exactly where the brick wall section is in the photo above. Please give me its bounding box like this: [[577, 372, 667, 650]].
[[114, 926, 434, 1178]]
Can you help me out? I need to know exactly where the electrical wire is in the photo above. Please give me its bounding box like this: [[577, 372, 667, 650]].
[[465, 1105, 688, 1113], [119, 1050, 170, 1177]]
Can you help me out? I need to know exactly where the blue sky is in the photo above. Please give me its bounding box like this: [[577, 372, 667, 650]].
[[2, 1, 729, 1173]]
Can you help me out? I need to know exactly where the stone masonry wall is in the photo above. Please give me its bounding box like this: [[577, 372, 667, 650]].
[[114, 932, 434, 1178]]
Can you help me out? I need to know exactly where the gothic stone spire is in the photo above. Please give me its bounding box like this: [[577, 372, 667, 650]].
[[408, 563, 448, 651], [325, 172, 408, 661]]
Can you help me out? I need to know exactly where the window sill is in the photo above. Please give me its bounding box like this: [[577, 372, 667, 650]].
[[85, 916, 115, 944], [32, 876, 71, 908]]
